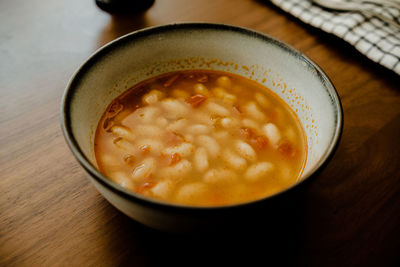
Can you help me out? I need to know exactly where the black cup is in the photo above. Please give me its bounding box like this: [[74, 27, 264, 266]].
[[96, 0, 155, 14]]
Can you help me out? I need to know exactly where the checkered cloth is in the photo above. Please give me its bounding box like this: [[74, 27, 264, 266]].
[[270, 0, 400, 75]]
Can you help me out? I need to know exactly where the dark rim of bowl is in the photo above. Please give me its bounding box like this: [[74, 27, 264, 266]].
[[60, 22, 343, 213]]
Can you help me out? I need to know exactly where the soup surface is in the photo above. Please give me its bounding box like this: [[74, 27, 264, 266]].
[[94, 70, 306, 206]]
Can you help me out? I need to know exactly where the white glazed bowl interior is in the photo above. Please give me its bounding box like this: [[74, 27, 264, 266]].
[[62, 23, 342, 211]]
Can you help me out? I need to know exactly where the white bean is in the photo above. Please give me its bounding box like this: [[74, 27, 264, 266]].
[[194, 147, 209, 172], [203, 101, 230, 117], [213, 131, 230, 141], [163, 142, 195, 157], [113, 138, 137, 153], [187, 124, 211, 135], [194, 83, 210, 96], [216, 76, 232, 89], [212, 87, 227, 98], [220, 117, 239, 129], [166, 118, 187, 132], [203, 168, 237, 184], [234, 140, 257, 161], [135, 125, 163, 137], [161, 98, 189, 119], [285, 127, 296, 142], [109, 172, 135, 191], [183, 133, 195, 143], [222, 149, 247, 171], [110, 125, 135, 141], [197, 135, 220, 157], [245, 162, 274, 182], [150, 180, 174, 199], [176, 183, 207, 203], [136, 139, 163, 155], [192, 111, 214, 126], [280, 164, 292, 181], [241, 118, 260, 130], [100, 154, 120, 168], [142, 90, 164, 105], [136, 106, 161, 124], [159, 159, 192, 181], [254, 92, 272, 109], [263, 123, 281, 146], [155, 117, 168, 127], [222, 93, 237, 104], [132, 158, 155, 182], [212, 87, 237, 104], [243, 101, 266, 122]]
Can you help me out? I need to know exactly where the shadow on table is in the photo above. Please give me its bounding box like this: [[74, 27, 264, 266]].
[[100, 196, 308, 266]]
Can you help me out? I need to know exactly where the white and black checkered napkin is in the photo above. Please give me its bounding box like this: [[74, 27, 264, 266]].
[[270, 0, 400, 75]]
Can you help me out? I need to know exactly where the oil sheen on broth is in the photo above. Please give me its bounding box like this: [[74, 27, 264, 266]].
[[94, 70, 307, 206]]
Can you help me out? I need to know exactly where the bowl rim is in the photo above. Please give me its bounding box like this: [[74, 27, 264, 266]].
[[60, 22, 343, 212]]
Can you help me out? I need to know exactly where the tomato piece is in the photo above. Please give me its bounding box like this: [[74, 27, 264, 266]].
[[186, 94, 207, 108], [163, 74, 180, 87], [250, 136, 269, 151], [137, 181, 156, 194], [278, 141, 296, 158], [197, 74, 208, 82], [233, 105, 242, 115], [140, 145, 151, 154], [239, 127, 254, 139], [168, 153, 181, 166], [165, 131, 184, 147]]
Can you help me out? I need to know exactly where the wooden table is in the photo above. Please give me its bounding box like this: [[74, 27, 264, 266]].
[[1, 0, 399, 266]]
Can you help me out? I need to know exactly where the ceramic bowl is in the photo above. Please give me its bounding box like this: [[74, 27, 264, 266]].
[[61, 23, 343, 232]]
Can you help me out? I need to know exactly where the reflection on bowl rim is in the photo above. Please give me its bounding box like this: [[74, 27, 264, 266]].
[[60, 22, 343, 211]]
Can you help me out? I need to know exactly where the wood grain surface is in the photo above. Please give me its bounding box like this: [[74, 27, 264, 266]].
[[1, 0, 399, 266]]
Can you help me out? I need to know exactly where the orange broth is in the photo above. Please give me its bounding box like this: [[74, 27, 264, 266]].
[[94, 70, 307, 206]]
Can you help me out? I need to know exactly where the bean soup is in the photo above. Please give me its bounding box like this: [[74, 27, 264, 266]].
[[94, 70, 307, 206]]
